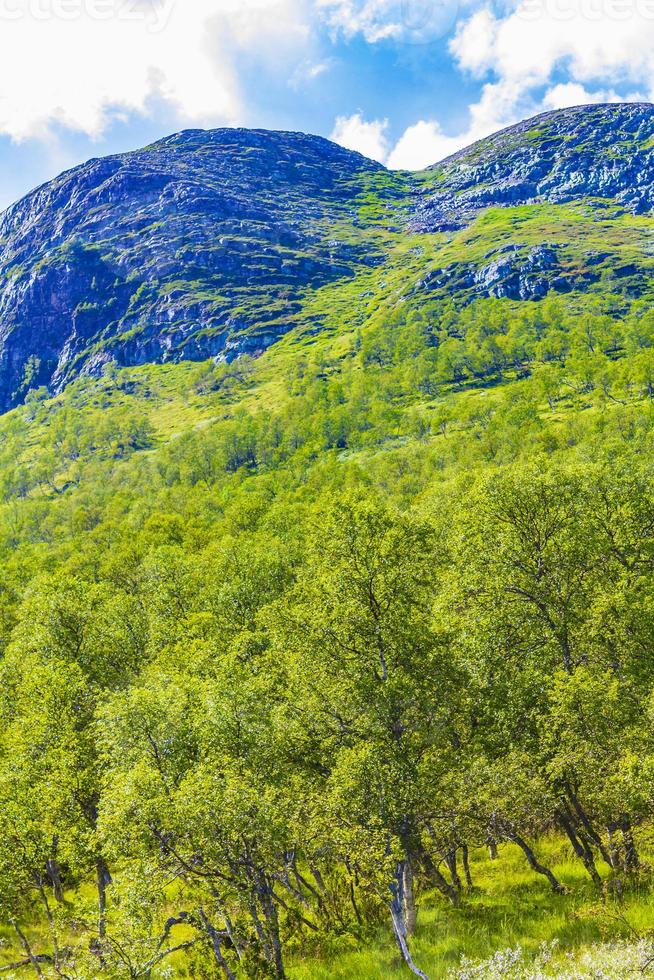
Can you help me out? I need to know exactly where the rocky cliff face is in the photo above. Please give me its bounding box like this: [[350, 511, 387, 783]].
[[413, 103, 654, 232], [420, 243, 606, 301], [0, 129, 396, 409], [0, 103, 654, 410]]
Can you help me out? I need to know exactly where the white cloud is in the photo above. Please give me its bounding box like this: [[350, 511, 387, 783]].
[[387, 120, 460, 169], [541, 82, 640, 110], [0, 0, 309, 141], [387, 0, 654, 170], [305, 62, 332, 79], [330, 112, 389, 161], [448, 7, 498, 75], [451, 0, 654, 93], [387, 77, 532, 168], [319, 0, 401, 41], [289, 58, 333, 89], [317, 0, 459, 43]]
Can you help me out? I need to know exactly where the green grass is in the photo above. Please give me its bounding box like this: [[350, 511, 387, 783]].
[[5, 836, 652, 978], [288, 837, 654, 979]]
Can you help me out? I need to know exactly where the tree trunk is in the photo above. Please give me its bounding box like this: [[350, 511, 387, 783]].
[[247, 896, 269, 962], [45, 858, 64, 903], [389, 862, 430, 980], [558, 810, 602, 887], [35, 877, 62, 973], [96, 856, 112, 939], [199, 908, 235, 980], [487, 836, 498, 860], [10, 920, 44, 978], [308, 863, 327, 896], [257, 875, 285, 979], [293, 863, 325, 909], [621, 821, 639, 871], [349, 876, 363, 925], [403, 858, 417, 935], [212, 893, 243, 961], [461, 845, 473, 888], [607, 826, 619, 869], [565, 786, 612, 868], [417, 844, 460, 906], [444, 849, 462, 894], [505, 831, 566, 894]]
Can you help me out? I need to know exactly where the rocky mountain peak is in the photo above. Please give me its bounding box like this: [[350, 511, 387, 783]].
[[0, 104, 652, 411], [414, 102, 654, 231], [0, 127, 388, 410]]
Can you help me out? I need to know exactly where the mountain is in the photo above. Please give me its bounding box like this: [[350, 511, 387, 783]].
[[0, 103, 654, 410], [0, 129, 403, 410], [414, 101, 654, 231], [2, 104, 654, 979]]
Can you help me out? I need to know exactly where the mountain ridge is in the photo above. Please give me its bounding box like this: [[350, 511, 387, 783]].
[[427, 101, 654, 169], [0, 102, 653, 410]]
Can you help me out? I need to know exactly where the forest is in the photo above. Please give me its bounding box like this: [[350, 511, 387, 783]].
[[1, 287, 654, 977]]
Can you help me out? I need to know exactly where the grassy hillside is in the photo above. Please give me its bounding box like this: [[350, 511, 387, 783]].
[[0, 233, 653, 976], [5, 107, 654, 976]]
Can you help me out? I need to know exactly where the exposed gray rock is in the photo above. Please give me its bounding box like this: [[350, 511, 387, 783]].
[[413, 103, 654, 232], [421, 244, 602, 302], [0, 128, 388, 410], [0, 104, 653, 409]]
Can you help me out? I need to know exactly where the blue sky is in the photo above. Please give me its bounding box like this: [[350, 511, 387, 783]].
[[0, 0, 651, 209]]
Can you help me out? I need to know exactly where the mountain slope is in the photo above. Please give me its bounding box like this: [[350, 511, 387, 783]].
[[1, 105, 654, 979], [414, 102, 654, 231], [0, 129, 404, 410], [0, 103, 654, 412]]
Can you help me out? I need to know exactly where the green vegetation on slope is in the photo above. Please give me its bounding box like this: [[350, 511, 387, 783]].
[[4, 192, 654, 977]]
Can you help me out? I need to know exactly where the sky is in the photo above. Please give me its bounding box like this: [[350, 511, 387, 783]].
[[0, 0, 651, 208]]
